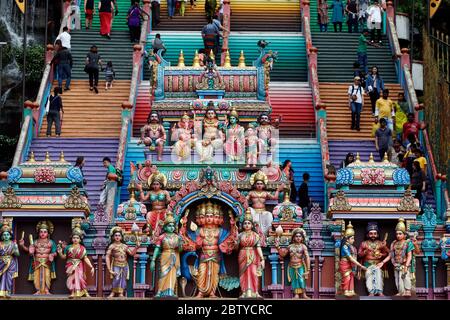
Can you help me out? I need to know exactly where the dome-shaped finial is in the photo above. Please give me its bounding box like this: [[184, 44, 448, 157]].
[[224, 50, 231, 68], [28, 151, 36, 163], [369, 153, 374, 163], [238, 50, 246, 67], [178, 50, 185, 68], [192, 50, 200, 67], [44, 151, 51, 163], [59, 151, 67, 162]]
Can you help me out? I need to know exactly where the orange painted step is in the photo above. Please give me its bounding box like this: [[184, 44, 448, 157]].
[[40, 80, 130, 138], [320, 82, 402, 140]]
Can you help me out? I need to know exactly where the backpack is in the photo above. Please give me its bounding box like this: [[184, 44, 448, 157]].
[[116, 167, 124, 186]]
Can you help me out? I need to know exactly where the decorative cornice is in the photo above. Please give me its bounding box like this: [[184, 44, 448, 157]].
[[397, 189, 420, 212], [0, 187, 22, 209], [329, 190, 352, 211], [64, 187, 89, 213]]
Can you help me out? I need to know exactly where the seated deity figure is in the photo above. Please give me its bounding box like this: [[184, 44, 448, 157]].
[[171, 111, 194, 162], [19, 221, 58, 295], [256, 112, 279, 156], [138, 111, 166, 162], [245, 123, 259, 168], [246, 170, 284, 236], [195, 103, 224, 163], [223, 108, 245, 163]]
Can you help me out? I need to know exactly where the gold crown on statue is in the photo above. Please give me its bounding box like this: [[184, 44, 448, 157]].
[[36, 220, 54, 235], [197, 201, 222, 217], [395, 218, 407, 233], [229, 107, 239, 119], [110, 226, 123, 237], [343, 221, 355, 238], [0, 224, 11, 234], [244, 208, 253, 223], [250, 170, 268, 186], [181, 111, 190, 120], [148, 171, 167, 188], [164, 212, 176, 226], [71, 226, 84, 238]]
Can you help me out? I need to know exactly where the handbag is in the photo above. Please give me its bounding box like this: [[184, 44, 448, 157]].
[[84, 65, 89, 73]]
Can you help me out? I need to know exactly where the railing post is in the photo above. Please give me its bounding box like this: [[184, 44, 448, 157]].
[[386, 1, 394, 20]]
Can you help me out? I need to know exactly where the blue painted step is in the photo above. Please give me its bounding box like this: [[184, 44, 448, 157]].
[[328, 139, 379, 169], [120, 138, 146, 202], [279, 139, 324, 205]]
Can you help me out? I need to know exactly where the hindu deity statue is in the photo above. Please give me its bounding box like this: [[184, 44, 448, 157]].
[[256, 112, 279, 156], [236, 211, 265, 298], [357, 222, 389, 296], [105, 226, 141, 298], [19, 220, 58, 295], [180, 201, 238, 298], [151, 212, 183, 298], [0, 223, 19, 298], [171, 111, 194, 162], [57, 226, 94, 298], [195, 103, 224, 163], [138, 171, 171, 236], [245, 123, 259, 168], [223, 108, 245, 162], [246, 170, 284, 236], [138, 111, 166, 162], [379, 218, 418, 297], [275, 228, 311, 299], [337, 222, 367, 297]]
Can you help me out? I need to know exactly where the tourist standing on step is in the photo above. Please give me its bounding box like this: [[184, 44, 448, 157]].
[[100, 157, 118, 206], [46, 87, 64, 137], [345, 0, 358, 33], [341, 152, 355, 168], [366, 65, 384, 115], [357, 29, 370, 75], [127, 1, 150, 43], [84, 0, 95, 30], [318, 0, 329, 32], [298, 173, 311, 217], [190, 0, 196, 10], [75, 156, 88, 188], [202, 16, 220, 56], [281, 160, 297, 203], [67, 0, 82, 31], [358, 0, 369, 31], [56, 27, 71, 51], [99, 0, 115, 39], [152, 33, 167, 55], [410, 161, 426, 207], [51, 43, 73, 92], [367, 0, 383, 44], [85, 45, 103, 93], [348, 76, 365, 131], [167, 0, 177, 19], [104, 61, 116, 90], [331, 0, 344, 32], [375, 89, 395, 132], [402, 112, 421, 145], [375, 118, 392, 160], [151, 0, 161, 29]]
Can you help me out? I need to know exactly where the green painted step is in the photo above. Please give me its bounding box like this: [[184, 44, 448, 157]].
[[79, 0, 138, 31], [70, 30, 134, 79], [145, 32, 307, 82], [312, 33, 398, 83]]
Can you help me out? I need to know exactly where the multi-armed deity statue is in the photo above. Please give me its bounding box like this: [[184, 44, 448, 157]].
[[19, 220, 58, 295], [0, 223, 19, 298], [247, 171, 284, 236], [180, 201, 238, 298], [139, 111, 166, 162]]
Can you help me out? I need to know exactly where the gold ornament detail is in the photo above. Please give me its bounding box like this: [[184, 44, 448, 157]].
[[397, 189, 419, 212], [192, 50, 200, 67], [395, 217, 407, 233], [148, 171, 168, 188], [36, 220, 54, 235], [44, 151, 51, 163], [64, 186, 89, 212], [223, 50, 231, 68], [0, 187, 22, 209], [238, 50, 246, 67], [329, 190, 352, 211], [343, 221, 355, 237], [250, 170, 268, 186], [27, 151, 36, 163], [59, 151, 67, 163], [178, 50, 185, 68]]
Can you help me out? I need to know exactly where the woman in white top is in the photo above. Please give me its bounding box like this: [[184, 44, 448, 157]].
[[348, 76, 365, 131]]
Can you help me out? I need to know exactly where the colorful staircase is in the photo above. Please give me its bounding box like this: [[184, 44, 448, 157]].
[[40, 80, 130, 137], [133, 81, 152, 137], [230, 0, 301, 32], [320, 82, 402, 139], [328, 140, 379, 168], [70, 30, 134, 80], [269, 82, 315, 137], [279, 139, 324, 205], [79, 0, 133, 31], [154, 0, 207, 31], [120, 138, 146, 202], [312, 33, 398, 83], [30, 138, 119, 205]]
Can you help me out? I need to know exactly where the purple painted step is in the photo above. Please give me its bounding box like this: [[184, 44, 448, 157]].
[[328, 140, 380, 169], [30, 138, 119, 206]]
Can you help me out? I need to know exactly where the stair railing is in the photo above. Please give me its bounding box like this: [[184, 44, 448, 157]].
[[301, 0, 331, 210], [12, 3, 72, 167], [385, 1, 449, 220], [112, 0, 152, 219], [221, 0, 231, 66]]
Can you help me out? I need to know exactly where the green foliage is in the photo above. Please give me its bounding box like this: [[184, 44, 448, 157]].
[[0, 135, 18, 166], [13, 44, 45, 84]]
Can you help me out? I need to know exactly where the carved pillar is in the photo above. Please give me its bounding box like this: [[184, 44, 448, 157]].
[[308, 204, 325, 298], [269, 253, 278, 285], [431, 257, 438, 291]]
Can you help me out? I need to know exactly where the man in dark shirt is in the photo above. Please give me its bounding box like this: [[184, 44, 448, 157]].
[[46, 87, 64, 137], [298, 172, 311, 217], [52, 46, 73, 91], [375, 118, 392, 160]]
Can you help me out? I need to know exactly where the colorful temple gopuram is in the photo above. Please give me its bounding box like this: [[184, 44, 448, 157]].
[[0, 0, 448, 300]]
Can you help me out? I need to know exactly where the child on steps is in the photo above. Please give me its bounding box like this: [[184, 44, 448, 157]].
[[104, 61, 116, 90]]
